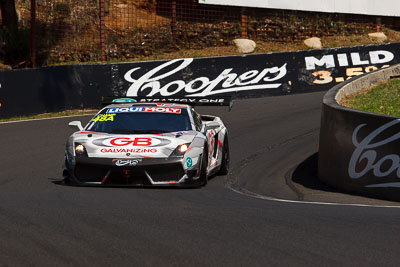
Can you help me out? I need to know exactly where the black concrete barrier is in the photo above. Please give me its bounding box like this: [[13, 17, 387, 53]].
[[2, 42, 400, 118], [0, 64, 111, 118], [319, 64, 400, 201]]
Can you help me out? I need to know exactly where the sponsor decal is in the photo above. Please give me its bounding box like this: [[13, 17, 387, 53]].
[[218, 140, 223, 147], [305, 50, 393, 85], [111, 137, 152, 146], [186, 157, 193, 168], [112, 159, 142, 166], [124, 58, 287, 97], [94, 136, 171, 148], [106, 107, 181, 114], [101, 148, 158, 153], [312, 65, 390, 85], [207, 130, 215, 158], [92, 114, 115, 122], [305, 51, 394, 70], [349, 119, 400, 180]]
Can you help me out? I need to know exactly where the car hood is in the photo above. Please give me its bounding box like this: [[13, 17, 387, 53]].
[[72, 131, 198, 158]]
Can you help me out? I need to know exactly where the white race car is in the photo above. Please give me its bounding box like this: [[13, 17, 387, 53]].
[[63, 98, 230, 187]]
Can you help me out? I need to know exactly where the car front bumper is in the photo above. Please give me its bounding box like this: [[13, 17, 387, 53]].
[[65, 156, 203, 187]]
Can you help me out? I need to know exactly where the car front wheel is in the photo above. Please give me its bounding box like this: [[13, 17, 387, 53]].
[[199, 149, 208, 185], [218, 135, 229, 175]]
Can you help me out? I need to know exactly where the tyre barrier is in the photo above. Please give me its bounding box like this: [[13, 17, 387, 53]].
[[318, 64, 400, 201]]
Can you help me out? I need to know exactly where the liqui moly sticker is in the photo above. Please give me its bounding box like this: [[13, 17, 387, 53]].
[[106, 107, 181, 114]]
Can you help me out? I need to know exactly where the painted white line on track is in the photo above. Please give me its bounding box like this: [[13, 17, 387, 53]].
[[0, 114, 95, 125], [228, 185, 400, 209]]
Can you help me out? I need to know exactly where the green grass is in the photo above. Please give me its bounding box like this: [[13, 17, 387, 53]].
[[341, 78, 400, 117], [0, 109, 96, 123]]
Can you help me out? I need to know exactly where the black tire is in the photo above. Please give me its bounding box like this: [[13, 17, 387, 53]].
[[62, 156, 72, 185], [62, 169, 72, 185], [199, 149, 208, 185], [218, 135, 230, 175]]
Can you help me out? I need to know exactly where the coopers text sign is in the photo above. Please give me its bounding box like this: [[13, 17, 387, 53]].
[[110, 43, 400, 98]]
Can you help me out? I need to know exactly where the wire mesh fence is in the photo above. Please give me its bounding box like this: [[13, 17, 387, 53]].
[[3, 0, 400, 67], [34, 0, 101, 64]]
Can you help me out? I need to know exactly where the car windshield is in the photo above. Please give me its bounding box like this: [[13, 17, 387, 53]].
[[85, 106, 192, 134]]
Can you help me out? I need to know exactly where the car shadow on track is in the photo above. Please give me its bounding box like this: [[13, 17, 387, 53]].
[[291, 153, 400, 205], [50, 180, 202, 189], [49, 174, 221, 189], [291, 153, 339, 193]]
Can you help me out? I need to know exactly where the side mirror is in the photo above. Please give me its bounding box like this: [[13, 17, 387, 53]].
[[204, 121, 220, 132], [68, 121, 83, 131]]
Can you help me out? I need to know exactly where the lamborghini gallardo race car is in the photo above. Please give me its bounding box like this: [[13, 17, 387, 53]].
[[63, 98, 230, 186]]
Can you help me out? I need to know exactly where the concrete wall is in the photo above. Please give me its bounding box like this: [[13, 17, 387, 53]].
[[2, 43, 400, 119], [319, 64, 400, 201]]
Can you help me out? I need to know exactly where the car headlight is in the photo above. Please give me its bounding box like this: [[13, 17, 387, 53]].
[[74, 143, 88, 157], [76, 144, 85, 153], [170, 143, 191, 157], [178, 144, 189, 153]]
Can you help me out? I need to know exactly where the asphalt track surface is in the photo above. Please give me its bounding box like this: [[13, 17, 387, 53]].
[[1, 92, 400, 266]]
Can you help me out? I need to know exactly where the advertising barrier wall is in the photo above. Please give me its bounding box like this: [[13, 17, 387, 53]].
[[319, 65, 400, 201], [1, 43, 400, 118]]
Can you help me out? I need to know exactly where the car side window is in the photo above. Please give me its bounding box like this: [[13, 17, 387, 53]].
[[192, 110, 203, 132]]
